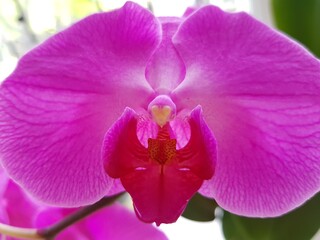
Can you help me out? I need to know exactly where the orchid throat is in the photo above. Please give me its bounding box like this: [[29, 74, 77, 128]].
[[148, 95, 177, 165]]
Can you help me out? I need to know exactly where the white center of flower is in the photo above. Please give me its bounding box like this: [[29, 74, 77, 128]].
[[151, 105, 172, 127], [148, 95, 176, 127]]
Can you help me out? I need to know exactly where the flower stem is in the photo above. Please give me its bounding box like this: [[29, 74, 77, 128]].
[[0, 193, 124, 239], [0, 224, 42, 239]]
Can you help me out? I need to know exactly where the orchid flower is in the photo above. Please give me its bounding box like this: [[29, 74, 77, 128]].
[[0, 169, 167, 240], [0, 2, 319, 226]]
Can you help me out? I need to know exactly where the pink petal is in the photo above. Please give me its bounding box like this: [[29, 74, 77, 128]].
[[83, 204, 168, 240], [1, 167, 167, 240], [36, 208, 90, 240], [172, 6, 320, 216], [0, 2, 161, 206], [3, 181, 40, 228], [103, 107, 216, 224], [0, 169, 41, 228], [36, 204, 168, 240], [0, 169, 8, 198], [0, 207, 8, 227], [0, 171, 9, 224], [105, 179, 125, 196], [145, 17, 186, 93]]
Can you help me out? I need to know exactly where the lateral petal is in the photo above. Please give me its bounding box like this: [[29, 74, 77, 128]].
[[0, 2, 161, 206], [173, 6, 320, 216]]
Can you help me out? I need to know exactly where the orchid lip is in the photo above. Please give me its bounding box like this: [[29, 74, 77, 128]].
[[103, 105, 216, 225]]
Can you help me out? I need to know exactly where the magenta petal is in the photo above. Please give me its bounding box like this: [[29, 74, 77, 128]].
[[3, 181, 40, 228], [36, 208, 90, 240], [36, 204, 168, 240], [173, 6, 320, 216], [0, 171, 9, 224], [0, 208, 8, 227], [1, 168, 167, 240], [106, 179, 125, 196], [0, 169, 41, 228], [0, 170, 8, 197], [83, 204, 168, 240], [145, 17, 186, 93], [0, 2, 161, 206]]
